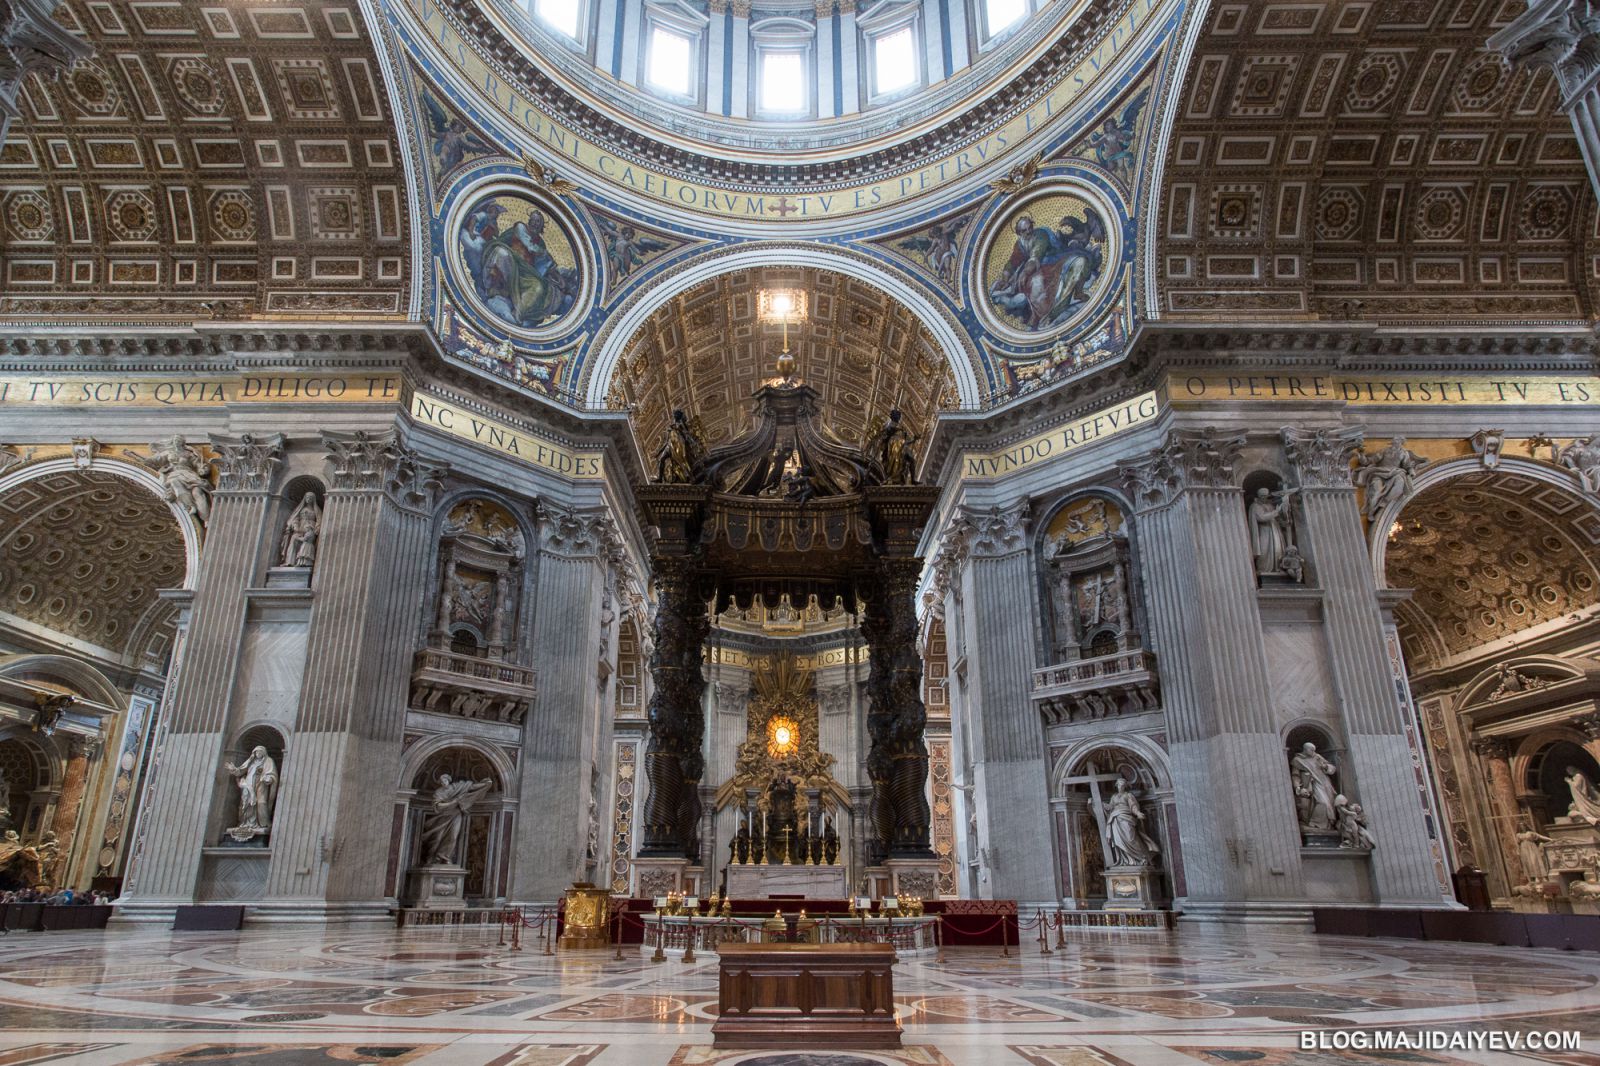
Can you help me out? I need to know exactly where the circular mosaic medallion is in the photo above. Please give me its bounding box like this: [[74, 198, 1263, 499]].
[[975, 183, 1119, 344], [449, 183, 590, 339]]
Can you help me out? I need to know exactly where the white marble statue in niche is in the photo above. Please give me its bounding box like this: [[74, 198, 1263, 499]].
[[278, 492, 322, 569], [1103, 778, 1161, 868], [1248, 485, 1301, 581], [1291, 742, 1340, 838], [419, 774, 494, 865], [223, 746, 278, 842]]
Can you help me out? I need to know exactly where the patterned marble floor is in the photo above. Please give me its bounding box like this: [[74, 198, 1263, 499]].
[[0, 924, 1595, 1065]]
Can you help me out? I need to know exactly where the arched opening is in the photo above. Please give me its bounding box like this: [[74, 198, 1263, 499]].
[[0, 462, 195, 892], [404, 745, 510, 905], [1384, 469, 1600, 902], [1052, 743, 1171, 909], [604, 264, 958, 471]]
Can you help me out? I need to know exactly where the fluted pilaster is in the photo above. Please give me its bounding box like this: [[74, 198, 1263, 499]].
[[510, 503, 618, 901], [1285, 427, 1446, 905], [943, 502, 1055, 900], [1119, 429, 1305, 908], [263, 431, 443, 910], [121, 434, 283, 904]]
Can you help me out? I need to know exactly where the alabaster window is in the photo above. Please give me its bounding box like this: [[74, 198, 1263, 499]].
[[640, 1, 708, 106], [759, 49, 807, 113], [860, 2, 921, 106], [975, 0, 1029, 48], [752, 17, 814, 118], [532, 0, 586, 42], [646, 24, 695, 98]]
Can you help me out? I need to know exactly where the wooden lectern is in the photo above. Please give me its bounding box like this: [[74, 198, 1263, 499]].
[[712, 942, 900, 1048]]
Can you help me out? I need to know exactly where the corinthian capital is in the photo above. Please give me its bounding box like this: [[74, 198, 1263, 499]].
[[536, 501, 625, 559], [208, 433, 284, 492], [967, 503, 1030, 557], [1489, 1, 1600, 103], [321, 430, 446, 510], [1119, 428, 1245, 509], [1282, 426, 1364, 488]]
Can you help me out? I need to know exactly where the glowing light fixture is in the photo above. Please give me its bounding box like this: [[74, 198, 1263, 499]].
[[757, 289, 808, 379]]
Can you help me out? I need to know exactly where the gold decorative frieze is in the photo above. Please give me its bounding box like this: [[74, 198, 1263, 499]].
[[1166, 373, 1600, 408], [408, 390, 605, 478], [0, 373, 402, 408]]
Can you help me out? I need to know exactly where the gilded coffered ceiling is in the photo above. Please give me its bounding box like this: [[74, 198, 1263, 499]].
[[0, 470, 185, 667], [1157, 1, 1596, 321], [607, 266, 955, 461], [0, 0, 409, 321], [1386, 472, 1600, 672]]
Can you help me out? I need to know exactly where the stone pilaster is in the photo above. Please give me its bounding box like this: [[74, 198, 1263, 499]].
[[118, 434, 283, 910], [1471, 736, 1523, 893], [1120, 428, 1306, 916], [508, 503, 620, 902], [261, 431, 442, 919], [1491, 3, 1600, 203], [1285, 427, 1447, 905], [939, 502, 1056, 901]]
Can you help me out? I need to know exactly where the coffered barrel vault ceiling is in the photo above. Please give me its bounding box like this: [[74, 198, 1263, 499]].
[[606, 266, 955, 459], [0, 0, 409, 321], [1157, 1, 1598, 322], [0, 470, 185, 668], [1386, 473, 1600, 673]]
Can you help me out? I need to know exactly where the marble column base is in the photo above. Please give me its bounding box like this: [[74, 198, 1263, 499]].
[[406, 864, 467, 910], [884, 857, 941, 900]]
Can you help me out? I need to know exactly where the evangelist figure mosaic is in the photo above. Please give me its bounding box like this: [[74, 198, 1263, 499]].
[[457, 193, 582, 332], [984, 192, 1111, 335]]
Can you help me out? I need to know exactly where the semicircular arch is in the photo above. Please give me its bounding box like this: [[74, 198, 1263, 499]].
[[583, 243, 984, 409]]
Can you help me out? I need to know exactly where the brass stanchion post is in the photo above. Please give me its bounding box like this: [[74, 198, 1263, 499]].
[[682, 920, 696, 963], [612, 910, 625, 962], [1038, 909, 1053, 955], [1001, 912, 1010, 957], [935, 915, 945, 964], [651, 913, 666, 963]]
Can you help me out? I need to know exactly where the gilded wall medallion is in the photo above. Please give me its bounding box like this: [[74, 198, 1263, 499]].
[[452, 186, 587, 337], [979, 185, 1118, 342]]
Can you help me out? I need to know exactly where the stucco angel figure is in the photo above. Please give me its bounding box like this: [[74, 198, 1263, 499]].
[[1353, 437, 1426, 521], [225, 746, 278, 832], [1565, 766, 1600, 826], [419, 774, 494, 865], [137, 436, 213, 527], [1558, 434, 1600, 495], [278, 492, 322, 568], [1103, 778, 1161, 868], [1291, 742, 1339, 831]]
